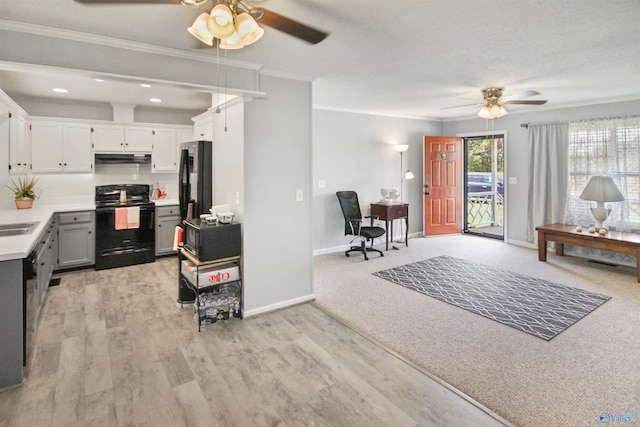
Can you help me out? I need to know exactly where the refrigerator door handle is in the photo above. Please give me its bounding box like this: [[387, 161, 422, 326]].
[[179, 148, 190, 221]]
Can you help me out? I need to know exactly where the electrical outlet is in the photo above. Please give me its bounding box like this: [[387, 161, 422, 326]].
[[318, 179, 326, 188], [509, 177, 517, 185], [296, 189, 304, 202]]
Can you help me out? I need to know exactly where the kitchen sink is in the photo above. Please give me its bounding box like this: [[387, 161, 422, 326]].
[[0, 222, 39, 237]]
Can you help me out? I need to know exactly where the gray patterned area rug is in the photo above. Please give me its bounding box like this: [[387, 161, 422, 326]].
[[373, 255, 611, 340]]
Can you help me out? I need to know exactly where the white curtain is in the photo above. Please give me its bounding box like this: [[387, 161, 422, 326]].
[[564, 116, 640, 265], [526, 123, 570, 243]]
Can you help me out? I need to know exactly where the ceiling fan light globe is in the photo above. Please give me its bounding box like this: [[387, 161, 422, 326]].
[[490, 104, 507, 118], [181, 0, 209, 6], [477, 106, 493, 119], [241, 27, 264, 46], [210, 4, 233, 23], [187, 13, 214, 46], [219, 30, 244, 49], [235, 12, 258, 35], [207, 4, 235, 39]]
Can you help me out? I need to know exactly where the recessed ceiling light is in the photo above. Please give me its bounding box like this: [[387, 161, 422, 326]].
[[52, 88, 68, 93], [141, 84, 151, 88], [94, 78, 104, 82], [149, 98, 162, 103]]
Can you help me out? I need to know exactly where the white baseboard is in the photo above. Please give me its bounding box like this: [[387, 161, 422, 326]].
[[243, 293, 316, 318], [506, 239, 537, 249]]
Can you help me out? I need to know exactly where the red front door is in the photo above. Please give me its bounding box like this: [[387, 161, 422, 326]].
[[423, 136, 463, 236]]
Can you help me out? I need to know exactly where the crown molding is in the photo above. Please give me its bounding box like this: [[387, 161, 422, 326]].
[[0, 19, 263, 72], [259, 67, 314, 82], [312, 104, 438, 122]]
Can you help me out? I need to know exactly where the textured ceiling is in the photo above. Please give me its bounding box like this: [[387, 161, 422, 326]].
[[1, 0, 640, 119]]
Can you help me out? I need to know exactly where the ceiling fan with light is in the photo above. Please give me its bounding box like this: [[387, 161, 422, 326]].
[[444, 87, 548, 119], [74, 0, 329, 49]]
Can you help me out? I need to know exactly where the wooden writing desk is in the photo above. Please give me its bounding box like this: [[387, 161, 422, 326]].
[[536, 223, 640, 282], [370, 203, 409, 251]]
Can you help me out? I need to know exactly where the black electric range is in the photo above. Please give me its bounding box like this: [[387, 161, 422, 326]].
[[94, 184, 156, 270]]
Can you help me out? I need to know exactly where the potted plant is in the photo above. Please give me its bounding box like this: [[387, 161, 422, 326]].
[[7, 176, 39, 209]]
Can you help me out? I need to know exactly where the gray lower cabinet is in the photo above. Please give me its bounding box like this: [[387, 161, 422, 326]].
[[57, 210, 95, 269], [156, 205, 180, 256], [36, 217, 58, 306]]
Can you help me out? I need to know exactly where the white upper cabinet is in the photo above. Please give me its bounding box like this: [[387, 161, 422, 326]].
[[62, 123, 93, 172], [92, 125, 154, 152], [30, 121, 63, 173], [92, 124, 125, 152], [193, 115, 213, 141], [151, 128, 178, 173], [30, 121, 93, 173], [124, 126, 154, 152], [8, 110, 29, 174]]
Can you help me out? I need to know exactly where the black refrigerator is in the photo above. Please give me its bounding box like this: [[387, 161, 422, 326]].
[[178, 140, 213, 303], [179, 140, 213, 221]]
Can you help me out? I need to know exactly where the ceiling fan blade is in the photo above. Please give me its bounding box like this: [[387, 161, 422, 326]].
[[74, 0, 179, 3], [503, 90, 540, 101], [504, 99, 548, 105], [252, 7, 328, 44]]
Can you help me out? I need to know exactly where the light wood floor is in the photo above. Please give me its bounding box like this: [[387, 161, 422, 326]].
[[0, 257, 508, 427]]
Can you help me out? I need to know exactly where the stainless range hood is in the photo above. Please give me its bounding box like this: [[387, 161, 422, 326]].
[[95, 153, 151, 164]]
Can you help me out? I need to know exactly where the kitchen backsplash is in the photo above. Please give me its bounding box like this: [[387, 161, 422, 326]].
[[2, 163, 178, 209]]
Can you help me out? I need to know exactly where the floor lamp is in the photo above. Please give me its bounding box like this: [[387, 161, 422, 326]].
[[394, 144, 414, 203], [394, 144, 414, 245]]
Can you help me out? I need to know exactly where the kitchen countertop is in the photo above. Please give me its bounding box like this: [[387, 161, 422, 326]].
[[153, 198, 179, 206], [0, 202, 96, 262], [0, 198, 180, 262]]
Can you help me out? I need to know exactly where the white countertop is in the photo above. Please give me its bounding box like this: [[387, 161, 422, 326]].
[[153, 198, 179, 206], [0, 199, 179, 261], [0, 202, 95, 262]]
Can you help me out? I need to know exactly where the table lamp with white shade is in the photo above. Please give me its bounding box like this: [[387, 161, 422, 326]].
[[579, 175, 625, 230]]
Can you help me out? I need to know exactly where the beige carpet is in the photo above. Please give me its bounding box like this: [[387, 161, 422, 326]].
[[313, 234, 640, 427]]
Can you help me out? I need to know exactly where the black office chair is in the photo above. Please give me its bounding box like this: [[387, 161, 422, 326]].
[[336, 191, 386, 260]]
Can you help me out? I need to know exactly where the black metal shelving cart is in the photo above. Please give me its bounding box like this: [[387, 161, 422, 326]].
[[178, 248, 242, 331]]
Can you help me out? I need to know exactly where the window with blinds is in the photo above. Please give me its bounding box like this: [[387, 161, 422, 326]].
[[565, 118, 640, 233]]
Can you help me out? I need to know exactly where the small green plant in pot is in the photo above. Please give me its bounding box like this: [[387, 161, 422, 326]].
[[7, 176, 39, 209]]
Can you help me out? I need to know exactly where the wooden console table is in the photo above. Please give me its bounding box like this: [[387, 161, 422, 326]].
[[536, 223, 640, 282], [370, 203, 409, 251]]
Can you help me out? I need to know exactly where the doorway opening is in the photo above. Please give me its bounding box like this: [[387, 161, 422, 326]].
[[463, 134, 504, 240]]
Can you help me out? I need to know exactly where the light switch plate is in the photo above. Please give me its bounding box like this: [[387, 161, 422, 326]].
[[296, 189, 304, 202], [509, 177, 517, 185], [318, 179, 326, 188]]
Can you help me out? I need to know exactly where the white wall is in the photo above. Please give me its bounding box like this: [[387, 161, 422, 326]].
[[442, 99, 640, 244], [312, 109, 442, 252], [243, 75, 314, 315], [211, 101, 244, 221]]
